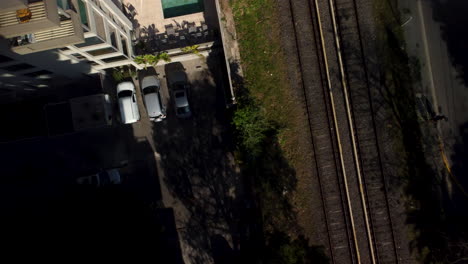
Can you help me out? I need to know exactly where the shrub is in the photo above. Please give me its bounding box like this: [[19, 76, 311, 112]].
[[111, 66, 136, 82], [180, 45, 204, 58], [134, 52, 171, 69], [233, 104, 275, 159], [263, 231, 329, 264]]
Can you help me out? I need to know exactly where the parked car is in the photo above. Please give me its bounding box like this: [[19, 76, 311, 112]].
[[117, 82, 140, 124], [173, 82, 192, 118], [76, 169, 122, 186], [141, 75, 166, 122]]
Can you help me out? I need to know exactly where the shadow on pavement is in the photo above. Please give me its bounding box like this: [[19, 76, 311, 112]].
[[428, 0, 468, 85], [154, 50, 242, 263], [0, 108, 184, 263], [1, 184, 180, 262]]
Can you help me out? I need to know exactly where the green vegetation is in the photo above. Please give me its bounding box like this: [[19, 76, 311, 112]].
[[111, 65, 137, 82], [231, 0, 297, 158], [134, 53, 171, 69], [180, 45, 204, 58], [231, 0, 295, 223], [231, 0, 328, 263], [263, 232, 329, 264], [232, 103, 276, 159]]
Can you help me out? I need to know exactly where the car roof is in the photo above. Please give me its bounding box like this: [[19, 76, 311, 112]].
[[169, 71, 187, 85], [141, 75, 160, 89], [119, 96, 139, 124], [117, 81, 135, 93], [144, 92, 163, 117], [174, 90, 188, 107]]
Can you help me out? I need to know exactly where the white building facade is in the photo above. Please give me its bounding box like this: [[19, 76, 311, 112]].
[[58, 0, 141, 71], [0, 0, 140, 98]]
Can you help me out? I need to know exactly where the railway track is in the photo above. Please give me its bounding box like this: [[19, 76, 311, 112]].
[[286, 0, 400, 262]]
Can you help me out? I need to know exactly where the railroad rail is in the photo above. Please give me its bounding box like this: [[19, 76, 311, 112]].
[[286, 0, 400, 262]]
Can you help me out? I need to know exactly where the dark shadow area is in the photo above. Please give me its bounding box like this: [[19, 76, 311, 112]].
[[439, 122, 468, 261], [0, 183, 180, 262], [155, 55, 240, 262], [451, 123, 468, 198], [0, 98, 48, 141], [0, 75, 104, 142], [231, 77, 301, 264], [0, 76, 183, 262], [211, 234, 236, 264], [0, 35, 98, 102], [375, 22, 468, 262], [156, 53, 315, 262], [262, 231, 329, 264], [0, 132, 183, 262], [428, 0, 468, 85]]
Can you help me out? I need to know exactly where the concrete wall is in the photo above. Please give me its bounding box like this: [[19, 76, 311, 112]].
[[12, 11, 85, 55], [0, 37, 97, 92], [0, 0, 27, 13], [0, 0, 61, 38]]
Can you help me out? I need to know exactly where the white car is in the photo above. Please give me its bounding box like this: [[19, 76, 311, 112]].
[[117, 82, 140, 124], [141, 75, 166, 122], [76, 169, 122, 186]]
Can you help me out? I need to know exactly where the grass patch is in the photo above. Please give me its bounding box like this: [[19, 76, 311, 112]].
[[230, 0, 329, 263], [231, 0, 302, 226]]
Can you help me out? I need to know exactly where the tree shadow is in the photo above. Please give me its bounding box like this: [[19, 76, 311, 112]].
[[441, 121, 468, 261], [0, 104, 184, 263], [154, 54, 241, 263], [427, 0, 468, 86], [152, 44, 317, 262], [210, 234, 237, 264], [370, 21, 468, 262]]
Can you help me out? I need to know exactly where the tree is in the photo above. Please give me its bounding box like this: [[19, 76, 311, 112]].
[[112, 66, 137, 82]]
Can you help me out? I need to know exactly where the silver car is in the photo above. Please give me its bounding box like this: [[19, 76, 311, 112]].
[[173, 82, 191, 118], [141, 75, 166, 122], [117, 82, 140, 124]]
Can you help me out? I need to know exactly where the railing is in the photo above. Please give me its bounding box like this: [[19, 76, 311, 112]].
[[34, 19, 74, 41], [11, 19, 75, 46]]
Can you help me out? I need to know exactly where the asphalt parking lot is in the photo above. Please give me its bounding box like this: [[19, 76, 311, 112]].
[[127, 55, 243, 263]]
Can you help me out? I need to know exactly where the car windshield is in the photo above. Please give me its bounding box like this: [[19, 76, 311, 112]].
[[174, 83, 185, 90], [118, 90, 132, 98], [175, 91, 185, 98], [143, 86, 157, 95], [177, 106, 190, 114]]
